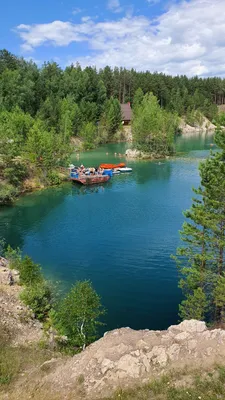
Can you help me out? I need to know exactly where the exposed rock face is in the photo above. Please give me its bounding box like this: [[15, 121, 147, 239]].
[[37, 320, 225, 399], [179, 117, 216, 135], [125, 148, 143, 158], [122, 126, 132, 142], [125, 148, 169, 160]]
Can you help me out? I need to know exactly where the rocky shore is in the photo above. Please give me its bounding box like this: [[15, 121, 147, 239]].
[[0, 257, 43, 346]]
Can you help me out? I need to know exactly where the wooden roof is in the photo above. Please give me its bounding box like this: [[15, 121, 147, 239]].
[[121, 103, 132, 121]]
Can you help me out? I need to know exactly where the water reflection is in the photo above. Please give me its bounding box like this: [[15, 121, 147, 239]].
[[71, 184, 108, 196], [175, 132, 214, 153]]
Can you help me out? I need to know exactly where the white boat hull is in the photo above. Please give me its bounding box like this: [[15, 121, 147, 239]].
[[118, 167, 132, 173]]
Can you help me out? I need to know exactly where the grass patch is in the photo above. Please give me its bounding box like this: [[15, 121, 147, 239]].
[[105, 366, 225, 400], [0, 342, 55, 388]]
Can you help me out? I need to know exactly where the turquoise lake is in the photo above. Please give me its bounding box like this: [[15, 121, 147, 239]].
[[0, 133, 214, 332]]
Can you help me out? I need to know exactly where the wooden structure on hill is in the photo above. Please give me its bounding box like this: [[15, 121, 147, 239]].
[[121, 103, 132, 125]]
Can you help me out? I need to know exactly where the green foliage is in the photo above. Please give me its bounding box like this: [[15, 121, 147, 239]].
[[174, 125, 225, 324], [185, 108, 204, 127], [20, 282, 54, 321], [104, 97, 122, 137], [46, 171, 62, 186], [132, 93, 178, 155], [133, 88, 144, 110], [214, 111, 225, 126], [25, 120, 71, 170], [3, 160, 28, 186], [0, 183, 18, 204], [4, 245, 22, 270], [18, 256, 43, 286], [179, 288, 207, 321], [53, 280, 105, 349], [80, 122, 97, 149]]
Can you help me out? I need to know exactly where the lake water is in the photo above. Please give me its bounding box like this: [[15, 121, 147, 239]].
[[0, 133, 214, 332]]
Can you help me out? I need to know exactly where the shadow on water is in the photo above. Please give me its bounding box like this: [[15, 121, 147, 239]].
[[0, 185, 72, 249]]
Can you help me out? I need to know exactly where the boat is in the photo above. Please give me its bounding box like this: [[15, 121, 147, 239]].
[[99, 163, 126, 169], [112, 169, 121, 175], [70, 173, 110, 185], [118, 167, 132, 173]]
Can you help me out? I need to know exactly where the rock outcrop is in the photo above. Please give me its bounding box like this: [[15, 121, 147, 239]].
[[32, 320, 225, 399], [125, 148, 169, 160], [179, 117, 216, 135]]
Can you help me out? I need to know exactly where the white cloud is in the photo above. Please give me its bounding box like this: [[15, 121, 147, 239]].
[[72, 8, 82, 15], [81, 16, 91, 22], [107, 0, 123, 13], [15, 0, 225, 76]]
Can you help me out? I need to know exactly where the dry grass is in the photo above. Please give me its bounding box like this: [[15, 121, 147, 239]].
[[105, 367, 225, 400], [0, 319, 55, 388]]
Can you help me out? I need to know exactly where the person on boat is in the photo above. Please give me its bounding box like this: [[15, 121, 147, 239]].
[[80, 165, 85, 175]]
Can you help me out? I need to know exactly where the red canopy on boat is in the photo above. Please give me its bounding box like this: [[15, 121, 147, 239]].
[[99, 163, 126, 169]]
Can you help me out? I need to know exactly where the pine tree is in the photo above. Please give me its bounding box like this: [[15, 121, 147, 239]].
[[174, 126, 225, 324]]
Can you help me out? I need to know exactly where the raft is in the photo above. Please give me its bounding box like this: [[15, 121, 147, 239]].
[[70, 173, 110, 185]]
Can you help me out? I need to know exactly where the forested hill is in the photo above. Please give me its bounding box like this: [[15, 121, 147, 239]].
[[0, 48, 224, 121]]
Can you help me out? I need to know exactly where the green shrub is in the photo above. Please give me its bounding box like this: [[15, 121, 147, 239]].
[[3, 162, 28, 187], [47, 171, 62, 186], [4, 245, 22, 270], [0, 183, 18, 205], [53, 280, 105, 350], [20, 282, 53, 321], [19, 256, 43, 286], [80, 122, 97, 150]]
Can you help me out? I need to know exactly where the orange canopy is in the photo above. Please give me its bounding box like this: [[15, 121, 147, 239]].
[[100, 163, 126, 169]]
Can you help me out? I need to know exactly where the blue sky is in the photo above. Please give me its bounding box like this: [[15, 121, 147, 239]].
[[1, 0, 225, 76]]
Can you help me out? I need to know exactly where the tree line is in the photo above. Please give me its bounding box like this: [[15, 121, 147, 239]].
[[1, 49, 225, 120]]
